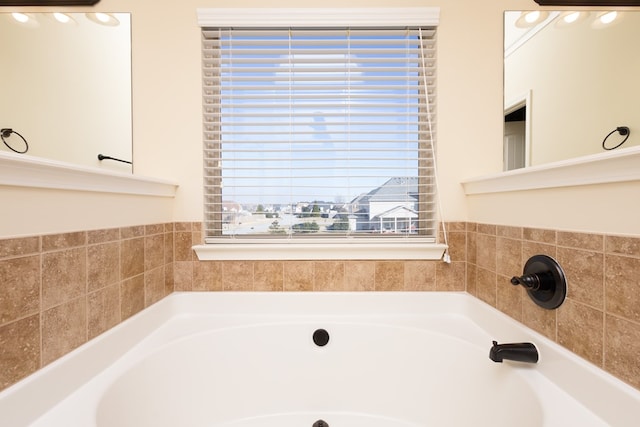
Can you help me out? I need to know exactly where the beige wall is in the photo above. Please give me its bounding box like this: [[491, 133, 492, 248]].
[[1, 0, 638, 238], [467, 181, 640, 236], [0, 187, 174, 237]]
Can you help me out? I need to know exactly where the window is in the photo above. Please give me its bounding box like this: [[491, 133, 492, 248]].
[[197, 8, 445, 260]]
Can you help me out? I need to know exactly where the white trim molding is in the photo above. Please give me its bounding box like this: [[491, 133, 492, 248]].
[[194, 239, 448, 261], [0, 151, 178, 197], [196, 7, 440, 28], [462, 145, 640, 195]]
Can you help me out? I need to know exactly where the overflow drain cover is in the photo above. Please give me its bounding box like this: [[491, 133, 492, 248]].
[[312, 329, 330, 346], [313, 420, 329, 427]]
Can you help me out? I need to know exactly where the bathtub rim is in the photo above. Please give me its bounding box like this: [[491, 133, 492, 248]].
[[0, 291, 639, 426]]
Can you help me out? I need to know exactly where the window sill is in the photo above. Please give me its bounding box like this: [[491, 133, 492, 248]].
[[193, 239, 447, 261], [0, 151, 178, 197], [461, 145, 640, 194]]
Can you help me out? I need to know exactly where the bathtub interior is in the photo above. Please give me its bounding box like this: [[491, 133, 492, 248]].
[[95, 322, 543, 427], [1, 292, 640, 427]]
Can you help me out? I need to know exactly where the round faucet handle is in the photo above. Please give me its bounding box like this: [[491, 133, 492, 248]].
[[511, 255, 567, 310]]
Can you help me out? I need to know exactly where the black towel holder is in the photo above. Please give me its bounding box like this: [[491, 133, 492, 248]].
[[1, 128, 29, 154], [602, 126, 630, 151]]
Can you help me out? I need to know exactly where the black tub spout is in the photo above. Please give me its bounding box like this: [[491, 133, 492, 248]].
[[489, 341, 538, 363]]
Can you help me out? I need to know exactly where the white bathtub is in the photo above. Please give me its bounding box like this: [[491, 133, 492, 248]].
[[1, 292, 639, 426]]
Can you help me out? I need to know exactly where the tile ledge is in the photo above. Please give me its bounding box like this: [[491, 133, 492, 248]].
[[0, 151, 177, 197], [461, 145, 640, 194]]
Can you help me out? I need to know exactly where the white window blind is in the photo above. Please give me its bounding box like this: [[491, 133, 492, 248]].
[[202, 25, 437, 241]]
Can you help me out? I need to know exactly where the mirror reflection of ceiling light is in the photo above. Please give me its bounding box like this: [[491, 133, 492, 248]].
[[11, 12, 39, 28], [53, 13, 73, 24], [50, 12, 78, 26], [592, 11, 622, 29], [600, 11, 617, 25], [12, 12, 29, 23], [555, 11, 590, 28], [526, 11, 541, 23], [562, 12, 580, 24], [96, 12, 110, 23], [515, 11, 550, 28], [85, 12, 120, 27], [563, 12, 580, 24]]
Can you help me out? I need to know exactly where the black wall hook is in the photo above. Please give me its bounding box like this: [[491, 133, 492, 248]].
[[602, 126, 630, 150]]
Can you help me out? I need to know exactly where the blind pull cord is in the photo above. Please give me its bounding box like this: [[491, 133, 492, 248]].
[[419, 27, 450, 263]]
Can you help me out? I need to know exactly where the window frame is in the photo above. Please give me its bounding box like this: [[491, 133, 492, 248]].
[[195, 7, 446, 261]]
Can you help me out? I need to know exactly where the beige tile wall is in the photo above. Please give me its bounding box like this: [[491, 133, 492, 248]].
[[468, 223, 640, 390], [2, 220, 639, 394], [0, 224, 174, 391], [172, 222, 467, 292]]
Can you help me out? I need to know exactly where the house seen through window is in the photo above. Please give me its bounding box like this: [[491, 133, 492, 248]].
[[202, 26, 437, 241]]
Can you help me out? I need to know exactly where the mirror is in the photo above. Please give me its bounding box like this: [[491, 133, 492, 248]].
[[504, 10, 640, 170], [0, 12, 132, 172]]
